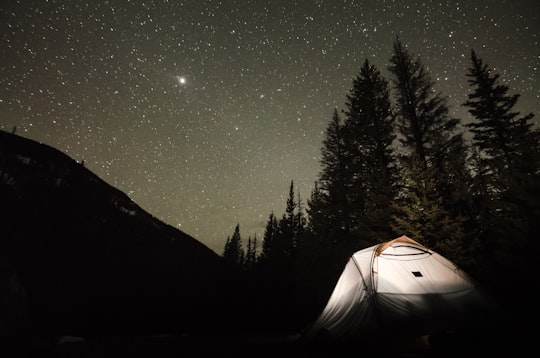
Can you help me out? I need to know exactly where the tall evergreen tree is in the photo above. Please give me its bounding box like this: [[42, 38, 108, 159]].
[[464, 49, 540, 195], [261, 212, 276, 259], [342, 59, 397, 243], [258, 182, 307, 268], [278, 180, 297, 256], [271, 180, 306, 263], [244, 235, 258, 272], [222, 223, 244, 266], [258, 212, 277, 270], [306, 181, 331, 237], [222, 236, 231, 257], [259, 183, 307, 329], [388, 37, 461, 167], [463, 50, 540, 299], [251, 235, 258, 263], [388, 36, 469, 250], [294, 190, 307, 240], [310, 109, 352, 237]]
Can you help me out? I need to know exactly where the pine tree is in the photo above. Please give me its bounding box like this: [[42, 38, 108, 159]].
[[222, 223, 244, 266], [388, 36, 469, 249], [272, 180, 304, 261], [244, 235, 258, 272], [463, 49, 540, 196], [259, 183, 306, 329], [294, 190, 307, 241], [260, 211, 278, 263], [222, 236, 231, 257], [279, 180, 297, 254], [306, 181, 331, 237], [388, 37, 463, 169], [388, 37, 458, 166], [251, 235, 258, 264], [311, 109, 352, 237], [463, 50, 540, 298], [258, 182, 307, 270], [342, 59, 397, 243]]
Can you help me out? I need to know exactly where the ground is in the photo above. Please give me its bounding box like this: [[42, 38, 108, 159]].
[[1, 330, 532, 358]]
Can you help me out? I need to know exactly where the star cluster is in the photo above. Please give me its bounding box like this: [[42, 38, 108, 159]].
[[1, 0, 538, 253]]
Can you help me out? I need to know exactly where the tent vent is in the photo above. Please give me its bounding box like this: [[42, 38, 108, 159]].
[[412, 271, 423, 277]]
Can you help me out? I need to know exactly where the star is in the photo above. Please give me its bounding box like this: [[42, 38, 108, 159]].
[[176, 76, 187, 85]]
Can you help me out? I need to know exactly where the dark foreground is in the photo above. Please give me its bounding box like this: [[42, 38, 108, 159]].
[[1, 330, 532, 358]]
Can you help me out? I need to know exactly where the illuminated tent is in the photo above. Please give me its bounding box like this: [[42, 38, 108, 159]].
[[304, 235, 492, 341]]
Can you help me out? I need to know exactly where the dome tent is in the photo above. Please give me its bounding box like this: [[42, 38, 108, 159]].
[[303, 235, 493, 342]]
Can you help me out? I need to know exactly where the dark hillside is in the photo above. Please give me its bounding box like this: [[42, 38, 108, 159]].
[[0, 130, 245, 339]]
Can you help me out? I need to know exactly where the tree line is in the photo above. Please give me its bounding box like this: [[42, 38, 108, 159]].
[[221, 37, 540, 331]]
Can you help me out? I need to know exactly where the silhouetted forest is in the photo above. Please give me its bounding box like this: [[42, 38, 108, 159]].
[[221, 37, 540, 333]]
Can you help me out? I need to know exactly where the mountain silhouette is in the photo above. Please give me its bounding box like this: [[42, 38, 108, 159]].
[[0, 129, 244, 339]]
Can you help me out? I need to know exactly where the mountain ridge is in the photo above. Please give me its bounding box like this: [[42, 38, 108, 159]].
[[0, 129, 244, 338]]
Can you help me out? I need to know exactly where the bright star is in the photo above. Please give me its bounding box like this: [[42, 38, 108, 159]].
[[176, 76, 186, 85]]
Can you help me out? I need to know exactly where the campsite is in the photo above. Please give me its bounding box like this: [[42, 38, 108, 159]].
[[2, 2, 540, 355], [0, 128, 537, 357], [35, 238, 525, 357]]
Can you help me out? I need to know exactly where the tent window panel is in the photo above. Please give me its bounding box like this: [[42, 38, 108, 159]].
[[412, 271, 423, 277]]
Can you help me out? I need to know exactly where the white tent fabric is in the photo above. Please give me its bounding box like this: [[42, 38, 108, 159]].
[[305, 236, 489, 341]]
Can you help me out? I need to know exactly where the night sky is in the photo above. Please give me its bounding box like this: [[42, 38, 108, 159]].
[[1, 1, 539, 254]]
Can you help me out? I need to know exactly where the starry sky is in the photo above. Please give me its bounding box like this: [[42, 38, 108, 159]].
[[1, 0, 539, 254]]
